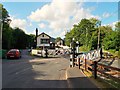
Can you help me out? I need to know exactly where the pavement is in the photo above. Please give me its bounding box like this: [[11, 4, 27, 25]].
[[66, 67, 99, 89]]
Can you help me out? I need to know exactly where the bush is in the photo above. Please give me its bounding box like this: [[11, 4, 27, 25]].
[[0, 49, 7, 59], [118, 50, 120, 58], [80, 45, 91, 52], [108, 49, 116, 53]]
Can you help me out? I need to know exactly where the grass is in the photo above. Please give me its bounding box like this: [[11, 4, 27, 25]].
[[103, 49, 120, 58], [82, 70, 120, 89]]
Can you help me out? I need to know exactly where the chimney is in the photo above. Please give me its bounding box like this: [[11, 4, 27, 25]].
[[36, 28, 38, 48], [36, 28, 38, 37]]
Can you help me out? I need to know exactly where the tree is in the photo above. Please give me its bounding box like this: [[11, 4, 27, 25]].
[[2, 5, 36, 50], [115, 22, 120, 50], [2, 5, 13, 49], [65, 18, 98, 50], [12, 28, 27, 49], [27, 34, 36, 48], [55, 37, 62, 43], [103, 31, 117, 50]]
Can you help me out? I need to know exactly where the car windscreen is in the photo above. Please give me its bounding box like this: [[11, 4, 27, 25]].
[[9, 51, 16, 54]]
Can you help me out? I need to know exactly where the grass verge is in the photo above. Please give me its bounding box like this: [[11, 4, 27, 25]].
[[82, 70, 119, 89]]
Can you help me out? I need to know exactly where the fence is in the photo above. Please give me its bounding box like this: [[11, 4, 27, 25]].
[[70, 49, 120, 82]]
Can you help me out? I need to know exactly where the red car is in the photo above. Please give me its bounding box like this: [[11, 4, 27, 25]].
[[6, 49, 21, 59]]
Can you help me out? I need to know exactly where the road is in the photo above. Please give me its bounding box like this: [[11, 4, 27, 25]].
[[2, 50, 69, 88]]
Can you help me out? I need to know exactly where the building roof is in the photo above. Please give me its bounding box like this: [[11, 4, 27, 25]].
[[37, 32, 55, 43], [37, 32, 51, 38], [50, 37, 55, 43]]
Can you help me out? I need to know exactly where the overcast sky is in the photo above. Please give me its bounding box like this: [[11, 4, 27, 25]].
[[2, 0, 119, 38]]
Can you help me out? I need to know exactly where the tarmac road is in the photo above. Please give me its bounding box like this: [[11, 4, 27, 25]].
[[2, 50, 69, 88]]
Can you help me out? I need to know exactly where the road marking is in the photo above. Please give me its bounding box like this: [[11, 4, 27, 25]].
[[15, 67, 31, 75]]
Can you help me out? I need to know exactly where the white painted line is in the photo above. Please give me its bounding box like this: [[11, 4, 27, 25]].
[[15, 67, 31, 75]]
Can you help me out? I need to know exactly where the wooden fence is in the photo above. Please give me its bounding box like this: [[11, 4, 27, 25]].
[[73, 57, 120, 81]]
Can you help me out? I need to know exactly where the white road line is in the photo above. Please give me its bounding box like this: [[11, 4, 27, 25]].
[[15, 67, 31, 75]]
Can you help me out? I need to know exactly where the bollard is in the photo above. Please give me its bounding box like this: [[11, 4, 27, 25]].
[[70, 54, 74, 67], [70, 58, 72, 67]]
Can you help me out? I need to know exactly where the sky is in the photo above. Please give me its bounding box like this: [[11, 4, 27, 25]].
[[1, 0, 119, 38]]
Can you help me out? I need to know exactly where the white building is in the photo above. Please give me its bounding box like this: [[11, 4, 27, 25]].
[[37, 32, 55, 49]]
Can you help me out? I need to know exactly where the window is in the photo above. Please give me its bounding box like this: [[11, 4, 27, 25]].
[[42, 35, 44, 37], [41, 39, 49, 44]]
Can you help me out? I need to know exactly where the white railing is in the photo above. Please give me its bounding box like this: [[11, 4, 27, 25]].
[[78, 49, 101, 61]]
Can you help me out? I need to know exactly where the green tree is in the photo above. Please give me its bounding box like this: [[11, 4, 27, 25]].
[[1, 4, 36, 50], [103, 31, 117, 50], [2, 5, 13, 49], [65, 18, 98, 50], [12, 28, 27, 49], [115, 22, 120, 50], [55, 37, 62, 43], [27, 34, 35, 48]]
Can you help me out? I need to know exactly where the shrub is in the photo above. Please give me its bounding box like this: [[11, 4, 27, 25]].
[[118, 49, 120, 58], [0, 49, 7, 59], [80, 45, 90, 52]]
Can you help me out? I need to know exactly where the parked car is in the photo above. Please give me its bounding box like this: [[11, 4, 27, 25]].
[[6, 49, 21, 59]]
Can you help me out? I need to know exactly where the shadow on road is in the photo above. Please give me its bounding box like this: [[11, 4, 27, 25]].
[[2, 50, 68, 88]]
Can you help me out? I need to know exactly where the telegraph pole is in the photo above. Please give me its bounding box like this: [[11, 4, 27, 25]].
[[97, 21, 101, 49], [0, 4, 3, 50]]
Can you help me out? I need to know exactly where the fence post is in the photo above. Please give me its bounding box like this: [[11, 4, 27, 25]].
[[93, 61, 97, 79], [72, 58, 74, 67], [85, 58, 87, 71], [78, 58, 80, 69]]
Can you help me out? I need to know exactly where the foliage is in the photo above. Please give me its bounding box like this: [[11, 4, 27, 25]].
[[2, 5, 35, 50], [65, 18, 99, 50], [103, 31, 117, 50], [55, 37, 62, 43], [79, 46, 90, 52], [65, 18, 120, 52], [0, 49, 7, 58]]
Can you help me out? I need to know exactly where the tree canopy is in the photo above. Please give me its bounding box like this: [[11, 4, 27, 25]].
[[65, 18, 120, 51], [2, 5, 35, 50]]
